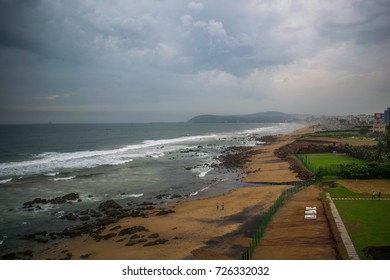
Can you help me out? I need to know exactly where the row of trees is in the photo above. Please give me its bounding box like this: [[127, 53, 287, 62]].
[[340, 162, 390, 179], [340, 128, 390, 162], [337, 128, 389, 179], [300, 127, 390, 179]]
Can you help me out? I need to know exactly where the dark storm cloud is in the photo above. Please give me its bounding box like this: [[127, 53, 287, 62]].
[[319, 0, 390, 45], [0, 0, 83, 61], [0, 0, 389, 123]]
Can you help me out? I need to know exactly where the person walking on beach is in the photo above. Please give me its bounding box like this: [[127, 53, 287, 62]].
[[221, 202, 224, 210], [372, 191, 376, 200], [217, 202, 219, 210]]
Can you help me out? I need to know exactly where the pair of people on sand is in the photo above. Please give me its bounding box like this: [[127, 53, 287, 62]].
[[216, 202, 224, 210]]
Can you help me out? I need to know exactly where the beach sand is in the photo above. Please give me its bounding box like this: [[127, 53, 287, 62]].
[[244, 126, 311, 183], [36, 185, 290, 260], [32, 126, 312, 260]]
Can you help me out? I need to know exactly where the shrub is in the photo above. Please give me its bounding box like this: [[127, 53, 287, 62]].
[[340, 162, 390, 179]]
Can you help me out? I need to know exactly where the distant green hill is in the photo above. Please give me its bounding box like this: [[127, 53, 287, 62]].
[[188, 111, 305, 123]]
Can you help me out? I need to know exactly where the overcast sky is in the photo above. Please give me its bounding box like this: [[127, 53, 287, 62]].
[[0, 0, 389, 123]]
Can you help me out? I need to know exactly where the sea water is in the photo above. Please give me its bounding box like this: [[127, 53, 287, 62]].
[[0, 122, 303, 251]]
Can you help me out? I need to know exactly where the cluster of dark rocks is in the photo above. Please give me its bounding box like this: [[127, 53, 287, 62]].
[[155, 193, 184, 200], [213, 146, 263, 170], [2, 250, 34, 260], [255, 135, 278, 144], [14, 198, 176, 250], [21, 193, 81, 211], [182, 145, 264, 174]]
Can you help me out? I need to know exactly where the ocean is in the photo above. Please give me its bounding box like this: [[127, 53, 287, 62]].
[[0, 122, 303, 252]]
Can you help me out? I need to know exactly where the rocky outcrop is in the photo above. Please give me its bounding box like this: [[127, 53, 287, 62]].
[[119, 226, 148, 236], [213, 146, 263, 170], [22, 193, 80, 208], [143, 239, 169, 246], [97, 200, 122, 211], [156, 209, 175, 216]]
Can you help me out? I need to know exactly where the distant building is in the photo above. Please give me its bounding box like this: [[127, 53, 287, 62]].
[[385, 107, 390, 126], [372, 123, 386, 133]]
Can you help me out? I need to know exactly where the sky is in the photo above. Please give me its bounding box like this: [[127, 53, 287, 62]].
[[0, 0, 389, 123]]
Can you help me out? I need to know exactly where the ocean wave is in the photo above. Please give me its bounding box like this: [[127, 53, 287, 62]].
[[0, 236, 7, 246], [197, 168, 213, 178], [119, 193, 144, 199], [0, 178, 12, 184], [147, 152, 165, 158], [49, 176, 76, 181], [0, 134, 219, 178], [189, 186, 210, 197], [44, 172, 59, 177], [107, 158, 133, 166], [0, 123, 303, 178]]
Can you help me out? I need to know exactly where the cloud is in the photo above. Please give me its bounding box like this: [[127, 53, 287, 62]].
[[187, 1, 204, 11], [0, 0, 389, 123]]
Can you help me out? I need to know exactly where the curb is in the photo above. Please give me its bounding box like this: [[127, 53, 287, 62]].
[[326, 193, 360, 260]]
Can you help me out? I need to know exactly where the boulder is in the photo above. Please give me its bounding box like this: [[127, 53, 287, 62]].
[[156, 209, 175, 216], [143, 239, 169, 247], [79, 215, 90, 221], [61, 193, 79, 201], [148, 233, 159, 239], [101, 233, 117, 240], [125, 239, 147, 246], [98, 200, 122, 211], [79, 253, 92, 259], [119, 226, 148, 236]]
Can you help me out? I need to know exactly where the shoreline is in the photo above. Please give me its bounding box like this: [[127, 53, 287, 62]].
[[3, 125, 311, 260]]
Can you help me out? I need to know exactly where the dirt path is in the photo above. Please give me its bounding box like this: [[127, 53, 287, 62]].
[[251, 186, 337, 260]]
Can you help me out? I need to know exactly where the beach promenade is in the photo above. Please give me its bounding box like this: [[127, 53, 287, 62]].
[[251, 186, 337, 260]]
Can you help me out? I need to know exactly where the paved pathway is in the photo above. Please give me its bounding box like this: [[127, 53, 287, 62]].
[[251, 186, 337, 260]]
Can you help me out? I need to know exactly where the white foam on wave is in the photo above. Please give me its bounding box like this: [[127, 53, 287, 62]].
[[189, 186, 210, 197], [0, 134, 221, 178], [0, 236, 7, 246], [148, 153, 165, 158], [34, 204, 58, 212], [197, 168, 213, 178], [119, 193, 144, 199], [0, 123, 303, 178], [49, 176, 76, 181], [44, 172, 59, 177], [107, 158, 133, 166], [0, 178, 12, 184]]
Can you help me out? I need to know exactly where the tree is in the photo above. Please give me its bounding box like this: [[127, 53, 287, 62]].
[[377, 127, 390, 162]]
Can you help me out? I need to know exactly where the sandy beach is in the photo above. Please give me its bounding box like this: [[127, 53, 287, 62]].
[[29, 126, 311, 260]]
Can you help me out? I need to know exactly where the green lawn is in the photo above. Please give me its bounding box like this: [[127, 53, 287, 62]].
[[303, 153, 363, 168], [333, 200, 390, 259], [297, 153, 364, 175], [327, 183, 367, 197]]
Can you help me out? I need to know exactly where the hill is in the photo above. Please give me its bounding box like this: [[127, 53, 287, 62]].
[[188, 111, 304, 123]]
